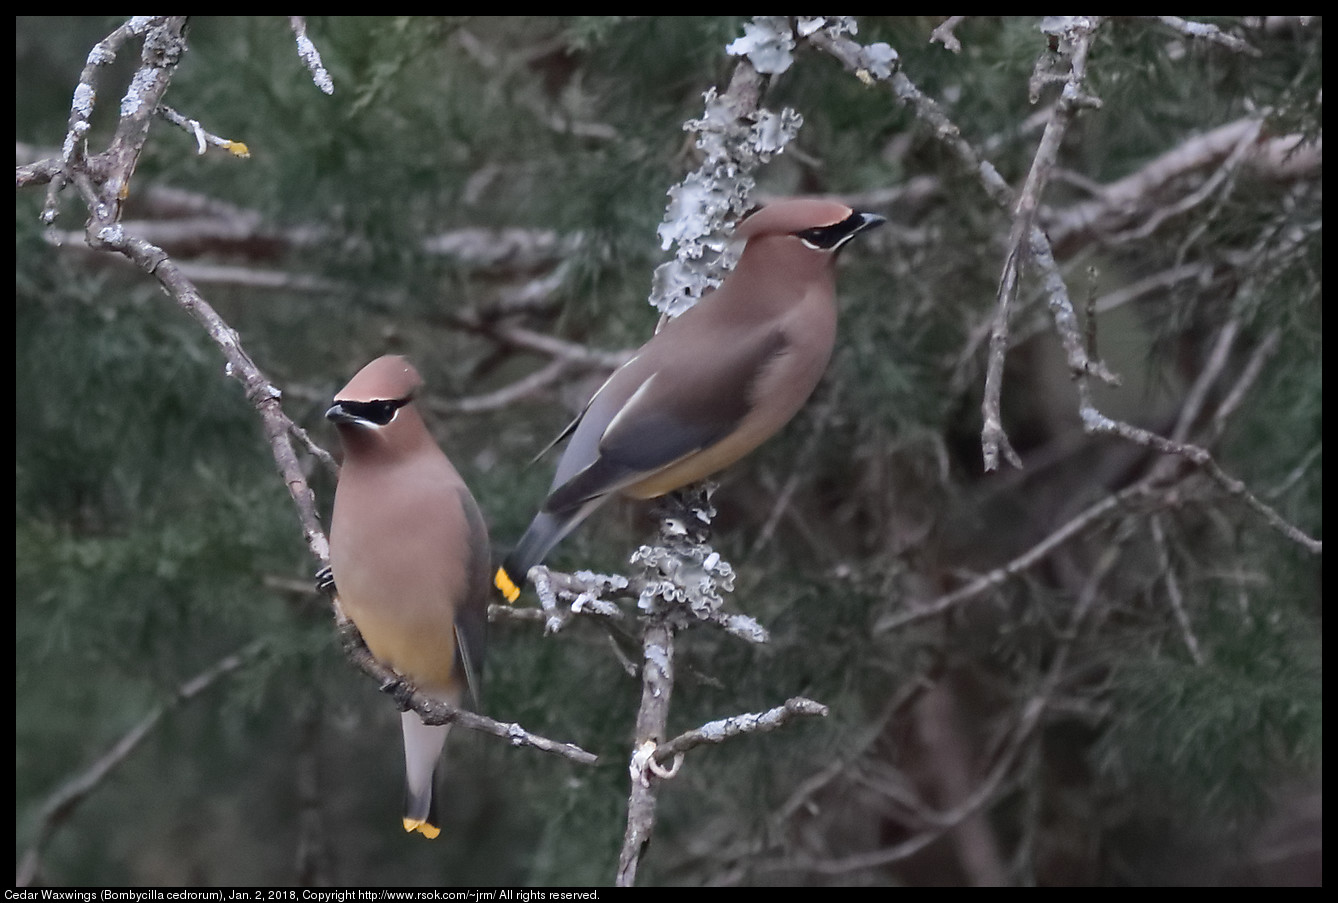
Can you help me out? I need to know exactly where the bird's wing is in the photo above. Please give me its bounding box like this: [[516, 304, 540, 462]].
[[544, 326, 787, 512], [452, 485, 491, 708], [526, 407, 582, 467]]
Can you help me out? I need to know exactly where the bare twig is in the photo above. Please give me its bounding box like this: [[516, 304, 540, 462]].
[[465, 321, 633, 371], [294, 705, 332, 886], [522, 479, 822, 884], [98, 230, 335, 561], [288, 17, 334, 95], [1076, 398, 1319, 553], [984, 17, 1105, 471], [1151, 514, 1205, 665], [1168, 319, 1242, 447], [645, 56, 772, 317], [748, 389, 842, 558], [1104, 121, 1262, 247], [874, 477, 1160, 633], [1152, 16, 1261, 55], [881, 297, 1313, 636], [930, 17, 967, 53], [530, 566, 633, 635], [1043, 118, 1316, 255], [16, 641, 267, 887], [18, 23, 603, 857], [654, 697, 829, 763], [911, 682, 1007, 885], [32, 17, 337, 566], [810, 22, 1320, 556], [16, 156, 63, 189], [1268, 442, 1321, 501], [616, 620, 677, 887], [157, 104, 252, 157], [1207, 329, 1281, 447], [434, 358, 573, 415], [334, 617, 598, 766], [40, 17, 170, 225], [772, 676, 935, 827], [777, 527, 1130, 878]]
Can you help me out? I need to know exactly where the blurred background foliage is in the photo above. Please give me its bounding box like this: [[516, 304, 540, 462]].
[[15, 16, 1321, 886]]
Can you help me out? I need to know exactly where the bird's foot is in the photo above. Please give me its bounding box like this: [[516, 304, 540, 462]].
[[380, 675, 416, 711]]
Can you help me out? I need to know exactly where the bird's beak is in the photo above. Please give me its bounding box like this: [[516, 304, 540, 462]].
[[326, 403, 357, 424], [826, 210, 886, 252], [855, 211, 887, 233]]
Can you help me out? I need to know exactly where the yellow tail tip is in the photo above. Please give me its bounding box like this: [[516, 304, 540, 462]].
[[494, 567, 520, 604], [403, 817, 441, 839]]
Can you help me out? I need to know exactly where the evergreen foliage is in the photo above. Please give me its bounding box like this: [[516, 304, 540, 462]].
[[16, 16, 1321, 886]]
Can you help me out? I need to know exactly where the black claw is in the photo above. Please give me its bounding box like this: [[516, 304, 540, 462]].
[[315, 565, 336, 596], [380, 675, 415, 710]]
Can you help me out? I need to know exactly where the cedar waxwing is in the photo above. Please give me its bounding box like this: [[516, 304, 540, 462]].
[[326, 355, 489, 839], [495, 197, 885, 602]]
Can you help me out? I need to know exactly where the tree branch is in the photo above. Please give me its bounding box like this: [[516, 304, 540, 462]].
[[810, 20, 1320, 555], [15, 641, 267, 887], [17, 18, 601, 854], [334, 617, 599, 766]]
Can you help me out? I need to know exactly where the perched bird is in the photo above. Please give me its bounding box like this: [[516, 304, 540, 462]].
[[495, 197, 885, 602], [326, 355, 489, 839]]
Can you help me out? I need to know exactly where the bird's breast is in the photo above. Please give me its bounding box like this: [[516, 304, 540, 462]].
[[329, 457, 475, 694]]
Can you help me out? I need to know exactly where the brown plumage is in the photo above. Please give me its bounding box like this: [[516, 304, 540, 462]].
[[326, 355, 489, 839], [496, 197, 884, 602]]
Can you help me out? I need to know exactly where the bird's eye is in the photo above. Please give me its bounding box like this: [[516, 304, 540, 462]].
[[794, 226, 831, 247]]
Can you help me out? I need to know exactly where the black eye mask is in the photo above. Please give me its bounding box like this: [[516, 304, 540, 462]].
[[332, 398, 409, 425], [793, 210, 872, 251]]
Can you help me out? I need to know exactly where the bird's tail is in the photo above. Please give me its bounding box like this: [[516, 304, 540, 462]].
[[494, 504, 600, 603], [401, 712, 450, 839]]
